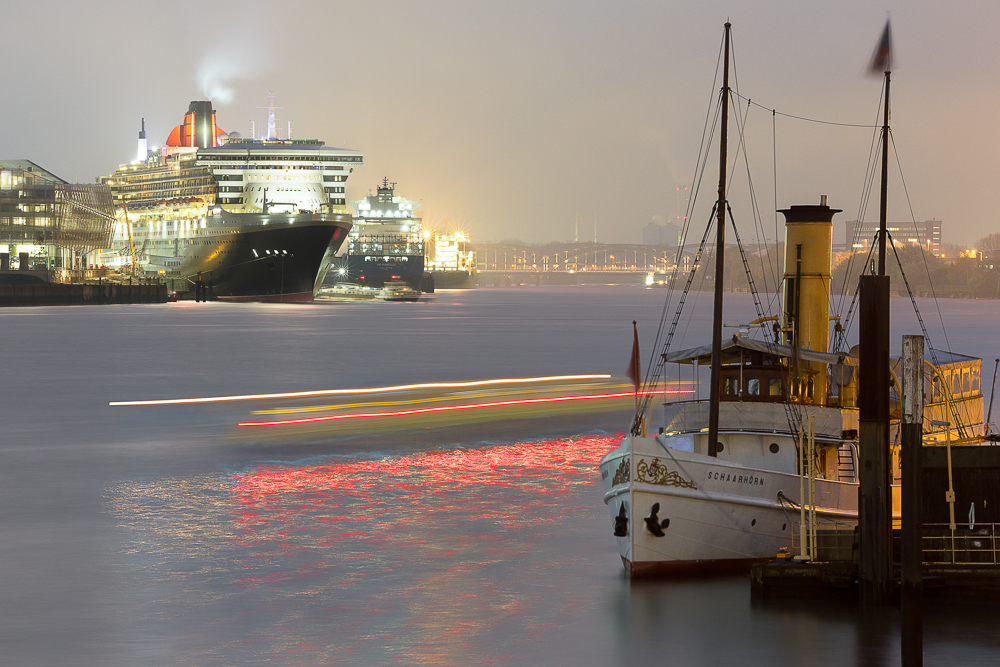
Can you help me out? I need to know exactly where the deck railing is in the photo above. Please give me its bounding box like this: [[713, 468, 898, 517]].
[[790, 522, 1000, 565], [916, 522, 999, 565]]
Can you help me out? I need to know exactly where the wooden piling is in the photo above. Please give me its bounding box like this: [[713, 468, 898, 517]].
[[901, 335, 924, 665], [859, 274, 891, 605]]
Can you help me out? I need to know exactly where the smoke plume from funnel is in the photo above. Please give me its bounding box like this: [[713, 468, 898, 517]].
[[196, 53, 242, 105], [196, 45, 267, 105]]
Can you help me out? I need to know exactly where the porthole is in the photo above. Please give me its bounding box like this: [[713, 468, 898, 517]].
[[769, 443, 780, 454], [717, 442, 724, 453]]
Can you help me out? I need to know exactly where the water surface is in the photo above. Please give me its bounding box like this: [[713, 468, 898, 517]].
[[1, 286, 998, 665]]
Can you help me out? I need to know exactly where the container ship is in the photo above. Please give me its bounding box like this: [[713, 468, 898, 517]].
[[425, 226, 476, 289], [321, 178, 477, 294], [101, 99, 362, 302], [325, 177, 425, 290]]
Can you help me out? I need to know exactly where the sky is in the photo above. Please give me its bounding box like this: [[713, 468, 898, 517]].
[[1, 0, 997, 246]]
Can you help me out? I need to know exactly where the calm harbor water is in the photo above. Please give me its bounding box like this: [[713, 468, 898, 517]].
[[2, 285, 999, 665]]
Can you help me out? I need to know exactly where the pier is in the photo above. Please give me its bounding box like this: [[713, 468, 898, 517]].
[[752, 440, 1000, 601], [0, 280, 167, 306]]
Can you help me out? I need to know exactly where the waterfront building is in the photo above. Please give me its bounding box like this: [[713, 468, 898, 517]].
[[845, 218, 942, 256], [0, 160, 114, 278]]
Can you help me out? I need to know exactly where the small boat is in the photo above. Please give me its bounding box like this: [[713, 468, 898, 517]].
[[379, 281, 422, 302]]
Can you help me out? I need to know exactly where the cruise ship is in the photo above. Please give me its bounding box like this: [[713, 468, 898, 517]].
[[101, 99, 362, 301], [326, 178, 425, 290]]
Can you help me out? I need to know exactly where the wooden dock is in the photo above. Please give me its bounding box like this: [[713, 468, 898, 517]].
[[752, 559, 1000, 600]]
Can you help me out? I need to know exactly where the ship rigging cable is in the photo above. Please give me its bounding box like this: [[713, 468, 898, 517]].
[[726, 35, 782, 306], [732, 92, 880, 129], [636, 33, 790, 432], [636, 64, 726, 411], [729, 92, 781, 306], [889, 131, 954, 357], [834, 89, 887, 314]]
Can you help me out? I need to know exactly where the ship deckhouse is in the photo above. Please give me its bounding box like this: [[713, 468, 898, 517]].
[[197, 139, 363, 215], [348, 177, 424, 254]]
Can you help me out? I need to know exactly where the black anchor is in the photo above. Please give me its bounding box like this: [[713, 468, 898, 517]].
[[613, 503, 629, 537], [644, 503, 670, 537]]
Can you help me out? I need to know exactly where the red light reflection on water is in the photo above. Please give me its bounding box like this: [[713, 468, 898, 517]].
[[226, 434, 620, 585], [112, 434, 626, 661]]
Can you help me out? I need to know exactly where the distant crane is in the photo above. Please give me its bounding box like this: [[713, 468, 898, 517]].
[[119, 203, 141, 275]]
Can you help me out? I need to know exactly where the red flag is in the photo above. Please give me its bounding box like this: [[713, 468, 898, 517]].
[[626, 320, 640, 392], [869, 20, 893, 74]]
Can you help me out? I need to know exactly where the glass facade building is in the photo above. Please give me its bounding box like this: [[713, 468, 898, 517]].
[[0, 160, 114, 273]]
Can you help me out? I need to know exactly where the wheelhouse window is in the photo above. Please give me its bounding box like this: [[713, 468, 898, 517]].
[[723, 377, 738, 396], [746, 377, 760, 396], [768, 377, 782, 396]]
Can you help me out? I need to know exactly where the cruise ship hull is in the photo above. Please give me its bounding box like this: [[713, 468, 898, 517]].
[[141, 212, 351, 302]]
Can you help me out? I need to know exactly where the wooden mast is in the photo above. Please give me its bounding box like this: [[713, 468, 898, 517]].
[[859, 52, 893, 607], [877, 71, 890, 275], [707, 22, 731, 459]]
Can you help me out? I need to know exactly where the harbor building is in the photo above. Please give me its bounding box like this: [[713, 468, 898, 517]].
[[0, 160, 114, 281], [845, 218, 942, 256]]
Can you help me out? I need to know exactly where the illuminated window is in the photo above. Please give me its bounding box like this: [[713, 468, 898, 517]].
[[747, 377, 760, 396], [723, 377, 738, 396], [768, 377, 782, 396]]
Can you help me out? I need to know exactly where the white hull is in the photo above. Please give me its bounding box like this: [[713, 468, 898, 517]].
[[600, 430, 859, 575]]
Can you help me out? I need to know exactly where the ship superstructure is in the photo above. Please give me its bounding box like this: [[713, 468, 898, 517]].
[[101, 100, 362, 301]]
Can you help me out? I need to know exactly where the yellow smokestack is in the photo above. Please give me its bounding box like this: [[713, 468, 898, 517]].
[[779, 196, 840, 405]]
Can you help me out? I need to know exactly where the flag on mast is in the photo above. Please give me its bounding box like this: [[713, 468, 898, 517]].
[[627, 320, 643, 434], [869, 20, 893, 74], [626, 321, 640, 393]]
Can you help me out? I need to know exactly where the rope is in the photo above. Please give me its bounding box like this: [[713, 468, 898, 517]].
[[732, 91, 878, 128]]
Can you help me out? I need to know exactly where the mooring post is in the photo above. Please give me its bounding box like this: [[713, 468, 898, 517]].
[[901, 334, 924, 666], [858, 274, 891, 605]]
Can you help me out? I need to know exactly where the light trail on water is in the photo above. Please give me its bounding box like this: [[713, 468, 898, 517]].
[[238, 390, 665, 428], [108, 374, 613, 407], [250, 382, 645, 415]]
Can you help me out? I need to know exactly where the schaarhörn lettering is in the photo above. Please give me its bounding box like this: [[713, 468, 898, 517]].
[[707, 470, 765, 486]]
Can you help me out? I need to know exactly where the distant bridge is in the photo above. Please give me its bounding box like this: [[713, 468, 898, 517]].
[[476, 269, 652, 286]]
